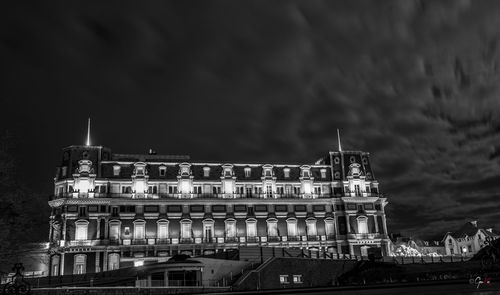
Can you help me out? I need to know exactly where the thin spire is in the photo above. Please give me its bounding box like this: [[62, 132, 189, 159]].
[[337, 128, 342, 152], [86, 117, 91, 146]]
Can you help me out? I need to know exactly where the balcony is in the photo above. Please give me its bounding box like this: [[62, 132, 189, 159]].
[[348, 233, 381, 240], [225, 237, 238, 243], [51, 192, 338, 200], [267, 236, 281, 242], [246, 236, 259, 243], [131, 239, 147, 245], [180, 238, 194, 244]]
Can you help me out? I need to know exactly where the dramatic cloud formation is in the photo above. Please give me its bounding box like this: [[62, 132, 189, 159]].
[[1, 0, 499, 240]]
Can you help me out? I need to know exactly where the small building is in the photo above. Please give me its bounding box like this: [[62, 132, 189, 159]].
[[442, 221, 499, 256]]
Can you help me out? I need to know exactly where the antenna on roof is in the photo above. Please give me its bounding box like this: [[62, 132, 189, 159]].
[[86, 117, 91, 146], [337, 128, 342, 152]]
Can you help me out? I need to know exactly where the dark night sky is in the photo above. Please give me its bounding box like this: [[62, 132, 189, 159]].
[[1, 1, 500, 240]]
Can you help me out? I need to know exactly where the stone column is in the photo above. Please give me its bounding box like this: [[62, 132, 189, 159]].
[[103, 251, 108, 271], [49, 220, 54, 241], [60, 253, 65, 275], [381, 215, 388, 236], [96, 219, 101, 240], [95, 251, 100, 273], [104, 218, 109, 239], [349, 244, 354, 256], [345, 214, 351, 233], [374, 215, 379, 233], [62, 218, 67, 241]]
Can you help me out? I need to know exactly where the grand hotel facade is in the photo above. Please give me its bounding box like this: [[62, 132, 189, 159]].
[[48, 144, 390, 276]]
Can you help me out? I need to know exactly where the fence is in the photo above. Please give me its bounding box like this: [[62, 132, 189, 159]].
[[239, 246, 469, 265]]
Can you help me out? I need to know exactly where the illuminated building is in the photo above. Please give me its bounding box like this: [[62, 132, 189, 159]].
[[47, 131, 390, 275]]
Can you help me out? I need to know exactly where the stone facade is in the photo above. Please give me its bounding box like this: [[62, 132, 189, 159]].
[[47, 144, 390, 276]]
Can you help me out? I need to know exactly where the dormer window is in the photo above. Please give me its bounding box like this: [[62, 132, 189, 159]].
[[136, 167, 144, 175], [265, 170, 272, 177], [244, 167, 251, 178], [159, 166, 166, 177], [349, 163, 361, 177], [350, 156, 356, 163], [203, 167, 210, 177], [179, 163, 191, 176], [113, 165, 121, 176], [320, 169, 327, 179], [303, 170, 310, 178], [283, 168, 290, 178], [222, 164, 233, 178]]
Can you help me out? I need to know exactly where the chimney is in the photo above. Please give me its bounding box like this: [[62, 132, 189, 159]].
[[486, 228, 493, 233], [470, 220, 478, 227], [148, 149, 157, 155]]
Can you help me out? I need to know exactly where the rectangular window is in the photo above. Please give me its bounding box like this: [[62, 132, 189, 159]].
[[325, 220, 335, 236], [355, 185, 361, 196], [267, 222, 278, 236], [75, 222, 88, 240], [167, 205, 182, 213], [190, 205, 204, 213], [283, 168, 290, 178], [144, 205, 159, 212], [234, 205, 247, 212], [294, 205, 306, 212], [159, 167, 166, 176], [212, 205, 226, 212], [266, 185, 273, 198], [293, 275, 303, 284], [364, 203, 374, 210], [312, 205, 325, 211], [113, 166, 121, 176], [88, 205, 98, 212], [287, 220, 297, 236], [255, 205, 268, 212], [244, 168, 251, 178], [306, 220, 317, 236], [74, 255, 86, 275], [280, 275, 290, 284], [275, 205, 288, 212], [109, 224, 120, 240], [225, 221, 236, 237], [320, 169, 327, 179], [347, 204, 356, 210]]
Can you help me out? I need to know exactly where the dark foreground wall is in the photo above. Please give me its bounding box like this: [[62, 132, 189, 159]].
[[32, 287, 229, 295], [234, 258, 357, 291]]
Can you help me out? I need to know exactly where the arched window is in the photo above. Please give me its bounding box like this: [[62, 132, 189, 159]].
[[180, 219, 192, 239], [246, 219, 257, 237], [357, 216, 368, 234], [73, 254, 87, 274], [324, 218, 335, 237], [75, 220, 89, 240], [306, 218, 317, 237], [225, 219, 236, 238], [109, 220, 121, 241], [108, 253, 120, 271], [286, 218, 298, 237], [157, 220, 169, 240], [267, 218, 278, 237], [133, 220, 146, 240]]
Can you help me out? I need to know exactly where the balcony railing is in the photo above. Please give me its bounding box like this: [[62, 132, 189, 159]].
[[224, 237, 238, 243], [50, 192, 360, 200], [131, 239, 147, 245], [180, 238, 194, 244], [267, 236, 281, 242], [348, 233, 381, 240]]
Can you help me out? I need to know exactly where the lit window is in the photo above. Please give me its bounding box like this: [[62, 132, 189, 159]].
[[75, 220, 89, 240], [134, 221, 145, 240], [108, 253, 120, 270], [265, 169, 272, 177], [181, 220, 192, 239], [287, 219, 297, 237], [266, 185, 273, 198], [225, 219, 236, 238], [267, 219, 278, 237], [180, 180, 190, 194], [113, 165, 121, 176], [320, 169, 327, 179], [244, 167, 251, 178], [357, 216, 368, 234], [203, 167, 210, 177], [303, 170, 310, 178], [109, 222, 121, 240], [293, 275, 303, 284], [159, 166, 166, 176], [203, 220, 214, 241], [306, 219, 317, 236], [73, 254, 86, 275], [283, 168, 290, 178], [157, 221, 169, 239], [280, 275, 289, 284], [246, 219, 257, 237], [325, 219, 335, 236]]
